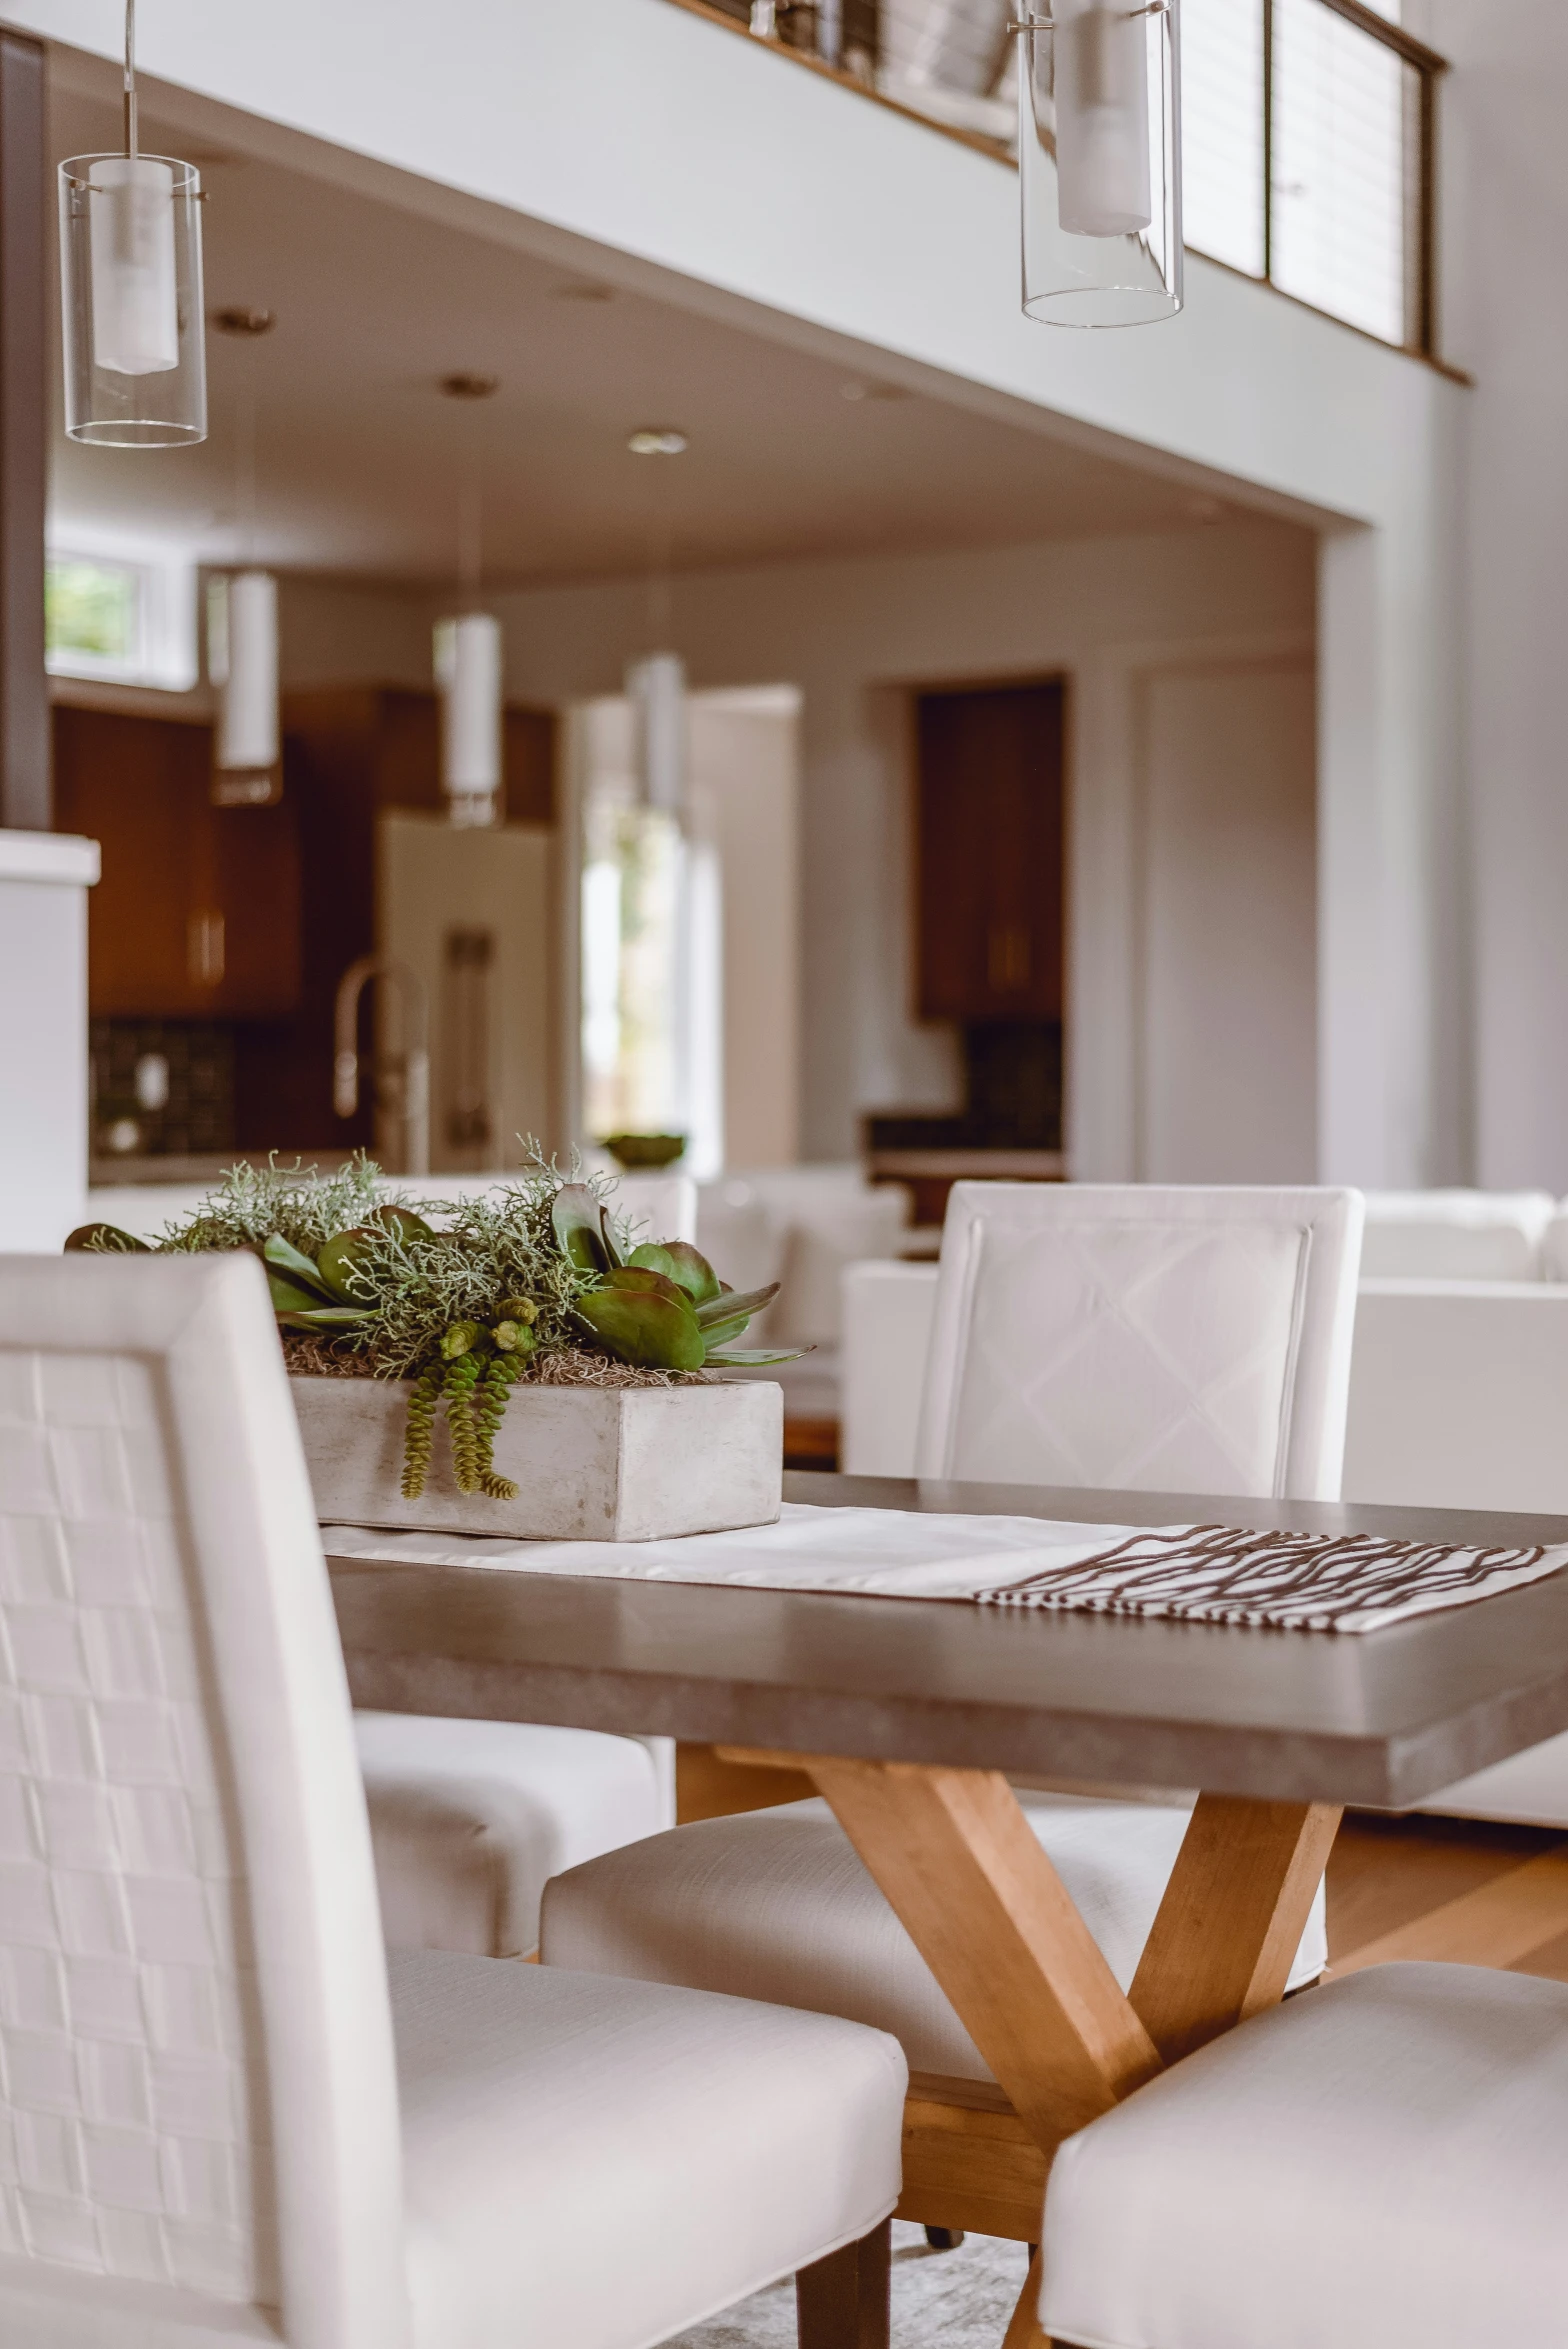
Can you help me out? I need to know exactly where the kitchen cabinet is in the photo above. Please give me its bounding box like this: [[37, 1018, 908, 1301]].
[[914, 680, 1065, 1023], [52, 704, 302, 1019]]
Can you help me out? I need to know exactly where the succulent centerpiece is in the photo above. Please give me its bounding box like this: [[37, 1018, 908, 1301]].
[[68, 1154, 801, 1520]]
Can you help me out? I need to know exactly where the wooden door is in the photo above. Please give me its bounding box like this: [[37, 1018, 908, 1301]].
[[53, 704, 301, 1019], [915, 682, 1065, 1023]]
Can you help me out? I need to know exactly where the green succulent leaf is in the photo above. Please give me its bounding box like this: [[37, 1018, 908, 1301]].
[[315, 1226, 381, 1303], [702, 1344, 812, 1366], [573, 1289, 706, 1372], [263, 1233, 337, 1298], [552, 1183, 619, 1274], [629, 1238, 722, 1306], [63, 1222, 150, 1253], [280, 1304, 374, 1328], [694, 1314, 751, 1353], [603, 1264, 697, 1312], [267, 1270, 343, 1317], [693, 1281, 779, 1329]]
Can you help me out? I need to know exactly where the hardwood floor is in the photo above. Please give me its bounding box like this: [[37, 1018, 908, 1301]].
[[1327, 1810, 1568, 1982]]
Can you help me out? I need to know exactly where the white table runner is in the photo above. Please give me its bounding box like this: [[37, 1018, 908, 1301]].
[[323, 1503, 1568, 1634]]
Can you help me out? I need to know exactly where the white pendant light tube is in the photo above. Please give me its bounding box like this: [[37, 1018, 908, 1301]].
[[214, 568, 278, 761], [627, 651, 687, 821], [58, 1, 207, 444], [435, 613, 503, 827], [1017, 0, 1182, 328]]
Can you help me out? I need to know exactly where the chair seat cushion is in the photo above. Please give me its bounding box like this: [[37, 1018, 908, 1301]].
[[1041, 1962, 1568, 2349], [539, 1792, 1327, 2081], [357, 1714, 665, 1959], [390, 1946, 906, 2349]]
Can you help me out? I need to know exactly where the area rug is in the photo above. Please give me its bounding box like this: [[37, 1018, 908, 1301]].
[[658, 2223, 1033, 2348]]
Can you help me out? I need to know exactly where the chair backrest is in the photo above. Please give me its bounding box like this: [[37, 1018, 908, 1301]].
[[0, 1255, 408, 2348], [916, 1184, 1364, 1500]]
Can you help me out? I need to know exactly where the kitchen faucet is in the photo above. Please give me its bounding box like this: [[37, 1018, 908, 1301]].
[[333, 954, 431, 1175]]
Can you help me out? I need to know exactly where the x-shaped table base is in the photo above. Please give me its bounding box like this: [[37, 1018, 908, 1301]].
[[720, 1750, 1341, 2348]]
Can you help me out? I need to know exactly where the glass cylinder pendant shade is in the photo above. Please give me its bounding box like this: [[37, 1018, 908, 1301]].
[[626, 651, 687, 822], [59, 155, 207, 443], [434, 613, 503, 827], [1017, 1, 1182, 327], [209, 573, 280, 806]]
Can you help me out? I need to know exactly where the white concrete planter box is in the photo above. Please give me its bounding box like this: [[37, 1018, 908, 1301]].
[[290, 1373, 784, 1541]]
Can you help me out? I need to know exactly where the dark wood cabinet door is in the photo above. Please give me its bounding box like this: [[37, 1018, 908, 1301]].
[[916, 681, 1065, 1023], [53, 704, 301, 1019]]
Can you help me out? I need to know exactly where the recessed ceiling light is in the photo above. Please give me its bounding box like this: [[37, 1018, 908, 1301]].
[[628, 428, 688, 456], [440, 373, 501, 400], [212, 307, 276, 337]]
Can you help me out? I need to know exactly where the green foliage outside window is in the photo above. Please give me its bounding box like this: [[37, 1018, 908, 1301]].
[[46, 558, 139, 662]]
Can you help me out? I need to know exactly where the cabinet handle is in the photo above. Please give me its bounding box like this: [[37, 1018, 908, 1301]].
[[188, 910, 225, 987], [987, 924, 1031, 992]]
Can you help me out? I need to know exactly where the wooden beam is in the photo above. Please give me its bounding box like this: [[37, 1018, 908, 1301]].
[[1129, 1795, 1342, 2061], [897, 2081, 1048, 2242], [728, 1750, 1162, 2147], [1332, 1845, 1568, 1976], [0, 32, 48, 832]]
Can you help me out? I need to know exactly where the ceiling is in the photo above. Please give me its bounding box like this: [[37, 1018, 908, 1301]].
[[48, 81, 1252, 592]]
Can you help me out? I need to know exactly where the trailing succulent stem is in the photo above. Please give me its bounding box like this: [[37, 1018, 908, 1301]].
[[400, 1364, 444, 1499], [442, 1351, 485, 1493]]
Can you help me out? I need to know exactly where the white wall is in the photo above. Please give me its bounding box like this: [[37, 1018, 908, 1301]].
[[1412, 0, 1568, 1191], [1137, 656, 1318, 1181], [6, 0, 1468, 1188], [475, 516, 1317, 1166]]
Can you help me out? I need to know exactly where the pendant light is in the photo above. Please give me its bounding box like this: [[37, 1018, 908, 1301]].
[[626, 651, 687, 820], [435, 613, 503, 828], [626, 426, 689, 826], [1014, 0, 1182, 326], [58, 0, 207, 444], [209, 309, 279, 806], [433, 373, 503, 829]]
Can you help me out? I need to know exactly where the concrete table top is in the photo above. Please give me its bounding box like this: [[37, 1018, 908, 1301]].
[[327, 1471, 1568, 1807]]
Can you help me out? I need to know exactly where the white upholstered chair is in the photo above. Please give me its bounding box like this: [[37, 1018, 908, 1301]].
[[351, 1168, 695, 1957], [0, 1252, 907, 2348], [1038, 1961, 1568, 2349], [541, 1185, 1365, 2174]]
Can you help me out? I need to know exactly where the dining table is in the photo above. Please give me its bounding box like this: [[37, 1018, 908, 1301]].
[[327, 1470, 1568, 2349]]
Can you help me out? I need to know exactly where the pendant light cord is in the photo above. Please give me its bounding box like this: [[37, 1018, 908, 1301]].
[[123, 0, 139, 158]]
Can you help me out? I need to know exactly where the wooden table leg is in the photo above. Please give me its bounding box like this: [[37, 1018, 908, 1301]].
[[720, 1746, 1342, 2346], [1128, 1794, 1343, 2061], [1002, 2249, 1047, 2349], [719, 1748, 1160, 2146]]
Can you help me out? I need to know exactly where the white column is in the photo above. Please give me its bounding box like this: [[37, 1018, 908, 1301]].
[[0, 831, 99, 1248]]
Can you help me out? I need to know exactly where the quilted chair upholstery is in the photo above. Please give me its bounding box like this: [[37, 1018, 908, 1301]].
[[543, 1186, 1364, 2111], [918, 1182, 1365, 1499], [0, 1254, 907, 2348]]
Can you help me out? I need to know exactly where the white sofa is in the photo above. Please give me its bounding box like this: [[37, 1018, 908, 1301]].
[[1360, 1189, 1556, 1280]]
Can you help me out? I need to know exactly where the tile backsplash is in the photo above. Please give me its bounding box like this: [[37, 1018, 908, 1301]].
[[90, 1020, 235, 1161]]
